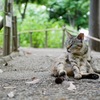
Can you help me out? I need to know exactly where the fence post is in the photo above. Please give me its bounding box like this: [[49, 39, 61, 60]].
[[12, 16, 18, 51], [3, 0, 13, 56], [30, 32, 33, 47], [45, 30, 48, 48], [18, 33, 20, 47], [62, 26, 66, 48]]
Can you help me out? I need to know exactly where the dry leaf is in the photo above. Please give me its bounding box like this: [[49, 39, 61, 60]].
[[25, 79, 40, 84], [7, 91, 15, 98], [67, 81, 76, 91]]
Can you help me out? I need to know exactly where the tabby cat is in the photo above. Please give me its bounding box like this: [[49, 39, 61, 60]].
[[52, 32, 99, 83]]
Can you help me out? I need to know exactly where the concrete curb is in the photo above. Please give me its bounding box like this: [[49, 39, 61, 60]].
[[0, 52, 20, 64]]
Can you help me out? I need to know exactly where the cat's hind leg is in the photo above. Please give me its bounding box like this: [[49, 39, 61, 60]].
[[52, 66, 59, 77], [52, 62, 67, 77], [56, 63, 67, 76]]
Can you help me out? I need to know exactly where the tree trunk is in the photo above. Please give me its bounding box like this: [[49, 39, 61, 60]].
[[89, 0, 100, 51]]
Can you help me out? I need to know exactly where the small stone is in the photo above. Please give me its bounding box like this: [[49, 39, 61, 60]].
[[7, 91, 15, 98], [0, 69, 3, 73]]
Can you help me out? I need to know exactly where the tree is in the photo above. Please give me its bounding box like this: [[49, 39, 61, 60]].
[[15, 0, 29, 21], [15, 0, 90, 28], [89, 0, 100, 51], [14, 0, 49, 20], [48, 0, 89, 30]]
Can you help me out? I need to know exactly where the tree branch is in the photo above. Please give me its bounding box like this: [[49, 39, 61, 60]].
[[21, 0, 29, 20]]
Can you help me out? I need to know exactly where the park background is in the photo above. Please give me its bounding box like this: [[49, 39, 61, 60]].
[[0, 0, 100, 56], [0, 0, 90, 48]]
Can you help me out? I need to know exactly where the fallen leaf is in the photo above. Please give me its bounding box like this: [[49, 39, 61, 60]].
[[0, 69, 3, 73], [25, 79, 40, 84], [67, 81, 76, 91], [7, 91, 15, 98]]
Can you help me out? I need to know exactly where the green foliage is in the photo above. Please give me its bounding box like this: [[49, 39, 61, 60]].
[[0, 0, 89, 48], [0, 30, 3, 48], [47, 30, 62, 48], [48, 0, 90, 29], [15, 0, 49, 5], [15, 0, 28, 4], [15, 0, 90, 29], [18, 4, 65, 48]]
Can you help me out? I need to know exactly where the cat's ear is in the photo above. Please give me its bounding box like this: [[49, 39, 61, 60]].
[[66, 31, 73, 38], [77, 33, 84, 40]]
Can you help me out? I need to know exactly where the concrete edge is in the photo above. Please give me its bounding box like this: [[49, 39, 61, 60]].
[[0, 52, 20, 64]]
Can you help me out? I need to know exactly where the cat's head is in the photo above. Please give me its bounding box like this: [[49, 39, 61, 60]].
[[65, 32, 84, 53]]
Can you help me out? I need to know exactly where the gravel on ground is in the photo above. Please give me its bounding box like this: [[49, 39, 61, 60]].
[[0, 48, 100, 100]]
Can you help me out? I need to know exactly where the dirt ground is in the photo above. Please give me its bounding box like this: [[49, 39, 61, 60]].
[[0, 48, 100, 100]]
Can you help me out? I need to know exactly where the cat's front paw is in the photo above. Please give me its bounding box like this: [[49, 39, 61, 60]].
[[74, 73, 82, 79], [59, 70, 66, 77]]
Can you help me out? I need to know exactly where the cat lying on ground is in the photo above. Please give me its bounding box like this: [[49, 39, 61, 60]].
[[51, 32, 99, 84]]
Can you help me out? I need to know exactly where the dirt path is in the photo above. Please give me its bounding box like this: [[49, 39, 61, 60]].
[[0, 48, 100, 100]]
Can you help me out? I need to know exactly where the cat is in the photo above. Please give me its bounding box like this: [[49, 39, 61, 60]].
[[51, 32, 99, 83]]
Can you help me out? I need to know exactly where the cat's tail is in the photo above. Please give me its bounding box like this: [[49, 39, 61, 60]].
[[55, 77, 64, 84], [81, 73, 99, 79], [54, 73, 99, 84]]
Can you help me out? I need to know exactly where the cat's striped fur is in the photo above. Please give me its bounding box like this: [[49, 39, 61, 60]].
[[52, 32, 99, 81]]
